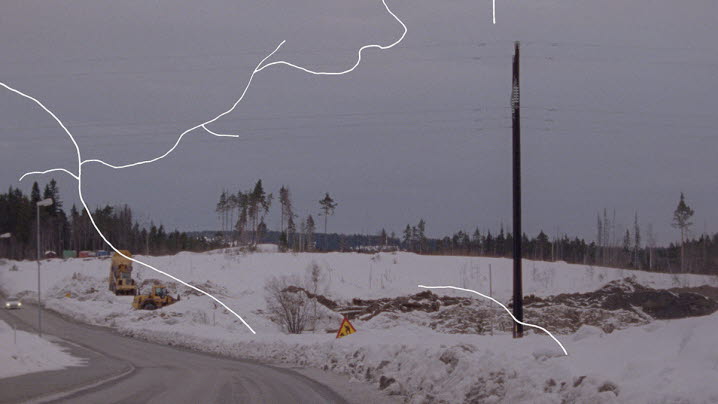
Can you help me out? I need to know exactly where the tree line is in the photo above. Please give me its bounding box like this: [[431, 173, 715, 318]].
[[3, 178, 713, 277], [214, 184, 716, 275], [0, 179, 220, 260], [400, 193, 716, 275], [215, 180, 338, 252]]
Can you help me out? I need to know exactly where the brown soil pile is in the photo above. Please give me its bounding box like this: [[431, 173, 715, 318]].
[[517, 278, 718, 334], [287, 278, 718, 335], [523, 278, 718, 320]]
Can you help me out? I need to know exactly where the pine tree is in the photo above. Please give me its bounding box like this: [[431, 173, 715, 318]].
[[496, 226, 506, 257], [411, 226, 418, 251], [402, 224, 412, 250], [248, 180, 272, 246], [472, 228, 481, 254], [672, 192, 695, 272], [235, 191, 248, 244], [416, 219, 427, 253], [31, 182, 41, 205], [380, 228, 388, 246], [236, 200, 248, 244], [257, 218, 268, 242], [46, 179, 62, 212], [318, 193, 337, 251], [305, 215, 316, 251], [536, 230, 549, 260], [287, 215, 296, 250], [623, 229, 631, 252], [484, 230, 494, 257], [216, 191, 227, 243], [279, 186, 293, 241], [226, 193, 237, 244]]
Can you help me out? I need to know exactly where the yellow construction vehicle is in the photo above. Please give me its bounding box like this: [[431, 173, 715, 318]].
[[109, 250, 137, 296], [132, 283, 180, 310]]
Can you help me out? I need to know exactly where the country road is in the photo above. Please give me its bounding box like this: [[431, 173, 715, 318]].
[[0, 305, 348, 404]]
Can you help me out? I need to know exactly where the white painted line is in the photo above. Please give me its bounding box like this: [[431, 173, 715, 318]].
[[19, 168, 79, 181], [255, 0, 407, 76], [418, 285, 568, 355], [201, 124, 239, 138]]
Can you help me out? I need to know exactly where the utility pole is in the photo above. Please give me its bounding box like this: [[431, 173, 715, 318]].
[[511, 41, 523, 338]]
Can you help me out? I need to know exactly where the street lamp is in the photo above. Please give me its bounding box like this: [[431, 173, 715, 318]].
[[36, 198, 53, 337]]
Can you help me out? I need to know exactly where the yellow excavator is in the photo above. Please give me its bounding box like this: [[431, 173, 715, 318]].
[[109, 250, 137, 296], [132, 283, 180, 310]]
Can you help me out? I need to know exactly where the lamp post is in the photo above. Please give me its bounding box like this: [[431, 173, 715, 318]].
[[36, 198, 53, 337]]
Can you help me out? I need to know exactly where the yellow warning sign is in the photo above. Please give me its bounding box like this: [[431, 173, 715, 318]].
[[336, 317, 356, 339]]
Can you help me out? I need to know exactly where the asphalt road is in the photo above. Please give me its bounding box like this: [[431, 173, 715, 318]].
[[0, 305, 348, 404]]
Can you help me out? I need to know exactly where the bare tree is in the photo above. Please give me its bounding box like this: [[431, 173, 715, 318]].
[[305, 261, 325, 331], [264, 275, 311, 334]]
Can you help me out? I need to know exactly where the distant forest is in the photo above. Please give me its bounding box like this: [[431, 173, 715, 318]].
[[0, 179, 221, 260], [211, 181, 717, 275], [1, 179, 716, 276]]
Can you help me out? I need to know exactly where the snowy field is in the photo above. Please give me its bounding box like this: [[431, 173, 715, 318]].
[[1, 249, 717, 403], [0, 319, 85, 379]]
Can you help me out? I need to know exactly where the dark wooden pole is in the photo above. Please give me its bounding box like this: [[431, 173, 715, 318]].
[[511, 41, 523, 338]]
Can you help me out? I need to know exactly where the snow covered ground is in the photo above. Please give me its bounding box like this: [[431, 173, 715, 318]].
[[1, 249, 717, 402], [0, 319, 85, 379]]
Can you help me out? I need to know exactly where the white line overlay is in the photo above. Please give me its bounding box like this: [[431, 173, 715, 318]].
[[1, 0, 407, 335], [418, 285, 568, 356], [493, 0, 496, 24]]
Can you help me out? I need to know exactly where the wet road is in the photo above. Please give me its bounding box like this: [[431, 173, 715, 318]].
[[0, 305, 346, 404]]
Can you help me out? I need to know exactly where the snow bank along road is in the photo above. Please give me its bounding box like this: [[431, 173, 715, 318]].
[[0, 303, 347, 404]]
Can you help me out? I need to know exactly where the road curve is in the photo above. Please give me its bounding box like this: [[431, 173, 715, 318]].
[[0, 305, 347, 404]]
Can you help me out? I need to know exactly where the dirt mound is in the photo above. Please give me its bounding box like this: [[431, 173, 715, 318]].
[[525, 278, 717, 320], [283, 286, 339, 310], [669, 285, 718, 301], [293, 278, 718, 335], [346, 290, 469, 321], [518, 278, 718, 333]]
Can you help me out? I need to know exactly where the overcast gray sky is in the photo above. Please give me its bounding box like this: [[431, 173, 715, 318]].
[[1, 0, 716, 244]]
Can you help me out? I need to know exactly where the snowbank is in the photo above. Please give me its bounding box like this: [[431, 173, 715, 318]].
[[1, 251, 717, 402], [0, 319, 85, 379], [49, 312, 718, 404]]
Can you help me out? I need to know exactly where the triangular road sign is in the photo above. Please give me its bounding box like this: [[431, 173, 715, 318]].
[[336, 317, 356, 339]]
